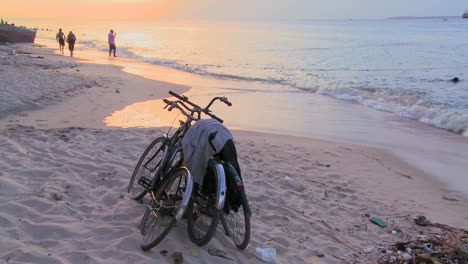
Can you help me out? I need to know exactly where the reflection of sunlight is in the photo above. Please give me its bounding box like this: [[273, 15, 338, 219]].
[[121, 32, 147, 48], [123, 67, 139, 75], [105, 99, 184, 128]]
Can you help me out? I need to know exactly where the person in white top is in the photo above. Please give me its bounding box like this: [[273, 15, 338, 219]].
[[108, 29, 117, 57]]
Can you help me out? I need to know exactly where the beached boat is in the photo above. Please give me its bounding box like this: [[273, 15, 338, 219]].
[[463, 10, 468, 18], [0, 24, 36, 43]]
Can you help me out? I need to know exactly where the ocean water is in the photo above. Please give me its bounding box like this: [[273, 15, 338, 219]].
[[11, 17, 468, 136]]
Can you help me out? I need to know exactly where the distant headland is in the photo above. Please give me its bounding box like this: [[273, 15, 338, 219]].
[[387, 16, 458, 19]]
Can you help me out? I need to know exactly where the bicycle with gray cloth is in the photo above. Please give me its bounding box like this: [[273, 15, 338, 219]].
[[128, 91, 251, 250]]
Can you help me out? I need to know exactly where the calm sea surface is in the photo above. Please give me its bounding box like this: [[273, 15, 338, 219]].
[[10, 17, 468, 136]]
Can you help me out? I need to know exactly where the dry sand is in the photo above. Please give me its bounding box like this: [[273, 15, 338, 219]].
[[0, 43, 467, 264]]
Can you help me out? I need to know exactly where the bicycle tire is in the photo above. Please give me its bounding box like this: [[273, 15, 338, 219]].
[[222, 190, 251, 249], [140, 167, 189, 250], [187, 159, 221, 246], [128, 137, 167, 200], [221, 163, 251, 249]]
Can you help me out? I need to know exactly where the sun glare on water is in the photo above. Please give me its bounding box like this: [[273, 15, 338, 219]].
[[105, 100, 182, 128]]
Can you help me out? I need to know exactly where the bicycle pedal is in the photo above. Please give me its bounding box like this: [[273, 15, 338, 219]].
[[138, 176, 152, 190]]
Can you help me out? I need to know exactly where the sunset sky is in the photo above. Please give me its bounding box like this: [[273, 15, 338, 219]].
[[3, 0, 468, 20], [2, 0, 170, 20]]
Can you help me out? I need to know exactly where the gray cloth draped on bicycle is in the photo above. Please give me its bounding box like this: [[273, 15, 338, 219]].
[[182, 119, 234, 185]]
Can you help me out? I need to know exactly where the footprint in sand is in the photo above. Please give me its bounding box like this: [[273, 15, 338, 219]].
[[328, 174, 342, 179], [442, 195, 459, 202], [36, 120, 48, 127]]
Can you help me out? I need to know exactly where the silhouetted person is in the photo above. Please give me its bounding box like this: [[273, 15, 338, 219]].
[[56, 28, 66, 55], [108, 29, 117, 57], [67, 31, 76, 57]]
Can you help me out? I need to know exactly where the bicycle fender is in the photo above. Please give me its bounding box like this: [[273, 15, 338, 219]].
[[175, 167, 194, 221], [212, 161, 227, 210]]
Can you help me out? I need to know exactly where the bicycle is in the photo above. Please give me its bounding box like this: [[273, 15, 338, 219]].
[[163, 92, 251, 249], [128, 91, 250, 250], [186, 135, 251, 249]]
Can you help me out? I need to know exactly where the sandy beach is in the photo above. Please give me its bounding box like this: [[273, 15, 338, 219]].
[[1, 43, 467, 264]]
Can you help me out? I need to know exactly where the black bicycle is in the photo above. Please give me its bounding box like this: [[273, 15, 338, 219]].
[[128, 91, 250, 250]]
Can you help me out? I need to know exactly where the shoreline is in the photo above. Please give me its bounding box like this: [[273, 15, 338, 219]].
[[0, 42, 467, 263]]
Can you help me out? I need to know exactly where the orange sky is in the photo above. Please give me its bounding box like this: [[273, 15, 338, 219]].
[[2, 0, 171, 20], [4, 0, 466, 21]]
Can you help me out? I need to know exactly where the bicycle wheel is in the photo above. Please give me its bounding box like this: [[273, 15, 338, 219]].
[[128, 137, 167, 200], [140, 167, 189, 250], [222, 190, 251, 249], [187, 159, 221, 246], [221, 163, 251, 249]]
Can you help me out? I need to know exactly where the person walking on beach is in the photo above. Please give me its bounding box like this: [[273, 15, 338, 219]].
[[108, 29, 117, 57], [66, 31, 76, 57], [56, 28, 66, 55]]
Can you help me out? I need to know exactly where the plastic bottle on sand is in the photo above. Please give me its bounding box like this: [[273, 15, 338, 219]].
[[255, 247, 276, 263]]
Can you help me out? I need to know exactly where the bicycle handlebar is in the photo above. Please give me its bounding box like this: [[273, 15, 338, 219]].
[[219, 97, 232, 106], [169, 91, 232, 109], [169, 91, 189, 103], [163, 91, 231, 123]]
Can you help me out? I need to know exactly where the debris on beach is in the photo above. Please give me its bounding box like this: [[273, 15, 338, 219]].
[[370, 217, 387, 228], [377, 222, 468, 264], [364, 247, 374, 254], [208, 247, 233, 260], [414, 215, 430, 226], [171, 251, 183, 264], [189, 249, 199, 257], [283, 175, 293, 181], [255, 247, 277, 263]]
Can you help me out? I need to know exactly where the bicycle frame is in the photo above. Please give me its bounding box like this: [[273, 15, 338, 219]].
[[147, 120, 189, 191]]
